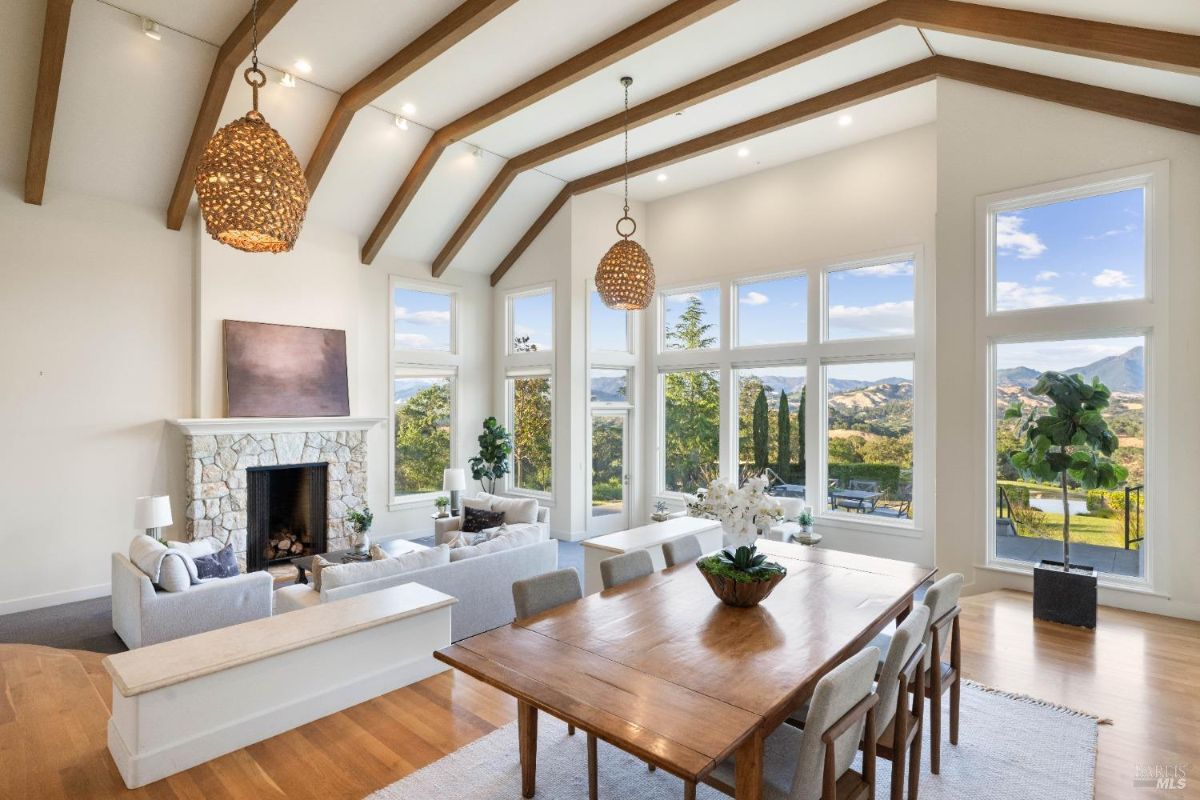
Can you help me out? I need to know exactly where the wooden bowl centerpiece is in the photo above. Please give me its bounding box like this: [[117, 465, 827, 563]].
[[697, 545, 787, 608]]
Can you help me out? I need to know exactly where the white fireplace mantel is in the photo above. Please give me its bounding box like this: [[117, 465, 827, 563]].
[[171, 417, 385, 436]]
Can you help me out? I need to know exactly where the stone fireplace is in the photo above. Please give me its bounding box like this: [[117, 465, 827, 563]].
[[173, 418, 384, 570], [246, 463, 328, 572]]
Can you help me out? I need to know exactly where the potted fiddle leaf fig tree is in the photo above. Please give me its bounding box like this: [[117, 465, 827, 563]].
[[1006, 371, 1127, 628], [468, 416, 512, 494]]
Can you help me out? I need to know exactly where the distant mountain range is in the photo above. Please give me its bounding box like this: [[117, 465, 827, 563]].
[[590, 377, 628, 403], [998, 346, 1143, 393]]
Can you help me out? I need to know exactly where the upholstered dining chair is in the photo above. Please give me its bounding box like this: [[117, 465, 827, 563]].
[[791, 606, 929, 800], [662, 535, 703, 567], [512, 569, 582, 742], [917, 573, 964, 774], [701, 647, 881, 800], [600, 550, 654, 590]]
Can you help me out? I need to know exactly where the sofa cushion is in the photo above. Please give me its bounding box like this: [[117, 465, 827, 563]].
[[194, 544, 240, 579], [274, 583, 321, 613], [129, 534, 193, 592], [321, 545, 451, 592], [479, 493, 539, 524], [450, 527, 541, 562], [166, 537, 223, 559], [462, 506, 505, 533], [462, 496, 491, 512]]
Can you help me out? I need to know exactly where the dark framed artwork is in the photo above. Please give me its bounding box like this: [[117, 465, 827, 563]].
[[224, 320, 350, 417]]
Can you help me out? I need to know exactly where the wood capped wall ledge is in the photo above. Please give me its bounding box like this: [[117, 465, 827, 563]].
[[304, 0, 518, 195], [24, 0, 73, 206], [360, 0, 738, 266], [490, 55, 1200, 286], [165, 0, 299, 231]]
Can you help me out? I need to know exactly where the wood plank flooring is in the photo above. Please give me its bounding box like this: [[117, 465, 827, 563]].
[[0, 589, 1196, 799]]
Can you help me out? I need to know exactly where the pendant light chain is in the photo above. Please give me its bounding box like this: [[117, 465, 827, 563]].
[[622, 78, 630, 217], [250, 0, 259, 71]]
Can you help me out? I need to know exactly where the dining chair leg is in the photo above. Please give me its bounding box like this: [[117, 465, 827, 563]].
[[949, 679, 960, 746], [569, 723, 576, 736], [587, 733, 598, 800], [890, 748, 905, 800], [648, 763, 656, 771], [684, 779, 696, 800], [908, 732, 922, 800], [929, 687, 942, 775]]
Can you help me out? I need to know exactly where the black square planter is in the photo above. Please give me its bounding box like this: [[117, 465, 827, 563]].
[[1033, 560, 1097, 629]]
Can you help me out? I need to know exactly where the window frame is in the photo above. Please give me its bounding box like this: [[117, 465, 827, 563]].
[[976, 161, 1169, 592], [658, 283, 723, 355], [388, 276, 461, 509], [732, 270, 808, 350], [500, 281, 557, 502], [506, 368, 555, 499], [506, 284, 555, 357]]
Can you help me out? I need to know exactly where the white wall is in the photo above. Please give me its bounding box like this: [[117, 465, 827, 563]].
[[935, 79, 1200, 620], [643, 125, 939, 566], [0, 189, 193, 613]]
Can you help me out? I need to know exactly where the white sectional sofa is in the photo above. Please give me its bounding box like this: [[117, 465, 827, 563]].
[[274, 533, 558, 641]]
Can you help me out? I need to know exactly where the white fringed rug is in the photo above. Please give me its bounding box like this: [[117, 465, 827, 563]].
[[366, 681, 1098, 799]]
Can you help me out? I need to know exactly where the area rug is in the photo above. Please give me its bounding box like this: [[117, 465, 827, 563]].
[[366, 681, 1098, 799]]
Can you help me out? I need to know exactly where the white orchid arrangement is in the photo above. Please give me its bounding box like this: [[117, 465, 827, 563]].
[[686, 475, 783, 543]]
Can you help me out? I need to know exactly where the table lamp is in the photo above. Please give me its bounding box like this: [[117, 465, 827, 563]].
[[134, 495, 172, 540], [443, 468, 467, 517]]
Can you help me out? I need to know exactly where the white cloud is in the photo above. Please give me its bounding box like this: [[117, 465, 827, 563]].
[[827, 300, 914, 336], [667, 292, 701, 304], [394, 306, 450, 326], [740, 291, 769, 306], [1085, 223, 1136, 240], [394, 333, 435, 349], [848, 261, 914, 278], [1035, 271, 1059, 282], [1092, 269, 1132, 288], [995, 281, 1064, 310], [996, 214, 1047, 260]]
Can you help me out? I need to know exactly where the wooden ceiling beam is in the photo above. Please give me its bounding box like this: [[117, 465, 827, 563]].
[[361, 0, 738, 265], [304, 0, 518, 195], [894, 0, 1200, 76], [165, 0, 299, 231], [490, 54, 1200, 286], [432, 0, 898, 276], [24, 0, 73, 206]]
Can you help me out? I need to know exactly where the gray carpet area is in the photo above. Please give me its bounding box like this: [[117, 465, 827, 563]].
[[0, 538, 588, 654]]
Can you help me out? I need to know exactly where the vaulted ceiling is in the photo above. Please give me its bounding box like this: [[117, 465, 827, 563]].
[[11, 0, 1199, 283]]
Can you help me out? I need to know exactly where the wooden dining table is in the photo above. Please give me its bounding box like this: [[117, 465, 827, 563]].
[[434, 539, 935, 799]]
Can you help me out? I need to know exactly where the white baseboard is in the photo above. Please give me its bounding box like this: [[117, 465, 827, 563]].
[[551, 529, 591, 543], [0, 582, 111, 617]]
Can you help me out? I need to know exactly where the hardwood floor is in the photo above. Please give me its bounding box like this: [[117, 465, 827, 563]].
[[0, 589, 1195, 799]]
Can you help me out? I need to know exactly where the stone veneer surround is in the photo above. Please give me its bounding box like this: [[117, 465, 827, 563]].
[[174, 418, 383, 566]]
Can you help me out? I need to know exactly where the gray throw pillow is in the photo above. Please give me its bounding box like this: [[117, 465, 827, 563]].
[[193, 544, 240, 579]]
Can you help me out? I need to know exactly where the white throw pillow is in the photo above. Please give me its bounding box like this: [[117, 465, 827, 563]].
[[449, 526, 540, 562], [462, 496, 492, 512], [128, 534, 193, 592], [320, 544, 450, 592], [157, 554, 192, 592], [487, 495, 538, 525], [166, 537, 222, 559]]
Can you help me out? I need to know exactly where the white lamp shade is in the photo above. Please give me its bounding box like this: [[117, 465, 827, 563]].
[[778, 497, 803, 519], [442, 468, 467, 492], [133, 495, 173, 530]]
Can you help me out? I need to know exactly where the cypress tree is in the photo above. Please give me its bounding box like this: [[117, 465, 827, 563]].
[[776, 390, 791, 479], [796, 385, 806, 479], [752, 387, 769, 472]]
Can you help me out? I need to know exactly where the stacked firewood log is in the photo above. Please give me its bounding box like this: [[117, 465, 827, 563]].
[[267, 530, 308, 561]]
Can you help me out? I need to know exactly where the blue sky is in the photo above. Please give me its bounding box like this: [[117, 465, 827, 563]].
[[995, 188, 1145, 311], [512, 290, 553, 351], [590, 291, 629, 352], [995, 335, 1143, 372], [826, 359, 914, 385], [737, 275, 806, 345], [827, 260, 915, 340], [393, 287, 451, 351]]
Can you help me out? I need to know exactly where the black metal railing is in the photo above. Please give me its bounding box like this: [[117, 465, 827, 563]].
[[997, 485, 1014, 520], [1124, 484, 1145, 550]]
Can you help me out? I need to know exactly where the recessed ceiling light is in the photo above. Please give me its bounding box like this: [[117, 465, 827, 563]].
[[401, 102, 417, 116], [737, 147, 750, 158], [656, 173, 668, 182], [293, 59, 312, 75], [394, 115, 408, 130], [280, 72, 296, 88], [837, 114, 853, 127], [141, 18, 162, 40]]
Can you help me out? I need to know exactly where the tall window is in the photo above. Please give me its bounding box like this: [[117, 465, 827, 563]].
[[982, 165, 1162, 583], [391, 282, 458, 502], [662, 287, 719, 351], [735, 274, 806, 346], [662, 368, 720, 494], [590, 290, 630, 353], [509, 373, 552, 493], [826, 260, 914, 340], [504, 284, 555, 497], [735, 365, 805, 484]]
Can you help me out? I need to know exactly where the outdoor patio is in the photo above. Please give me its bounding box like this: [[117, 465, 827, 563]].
[[995, 519, 1142, 577]]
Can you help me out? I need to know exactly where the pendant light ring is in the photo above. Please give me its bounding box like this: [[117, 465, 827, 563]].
[[615, 215, 637, 239], [244, 66, 267, 88]]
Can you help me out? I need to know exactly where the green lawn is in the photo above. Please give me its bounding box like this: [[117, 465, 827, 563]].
[[998, 479, 1137, 550]]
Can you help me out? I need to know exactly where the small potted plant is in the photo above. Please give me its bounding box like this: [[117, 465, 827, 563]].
[[434, 496, 450, 518], [651, 500, 671, 522], [346, 507, 374, 554], [797, 507, 814, 532], [697, 545, 787, 607]]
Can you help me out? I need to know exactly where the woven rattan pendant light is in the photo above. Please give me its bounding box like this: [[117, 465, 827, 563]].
[[195, 0, 309, 253], [595, 77, 655, 310]]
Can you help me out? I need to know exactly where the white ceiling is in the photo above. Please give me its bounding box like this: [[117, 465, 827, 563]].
[[3, 0, 1194, 277]]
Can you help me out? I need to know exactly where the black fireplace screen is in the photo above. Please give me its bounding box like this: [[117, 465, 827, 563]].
[[246, 463, 327, 572]]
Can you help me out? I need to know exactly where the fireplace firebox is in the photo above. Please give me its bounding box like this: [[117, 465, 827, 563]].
[[246, 463, 327, 573]]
